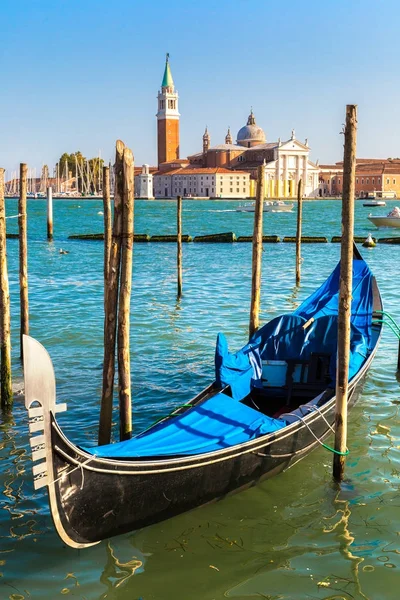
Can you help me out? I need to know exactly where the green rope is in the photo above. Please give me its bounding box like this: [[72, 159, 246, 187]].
[[375, 310, 400, 335], [373, 319, 400, 340], [321, 443, 350, 456]]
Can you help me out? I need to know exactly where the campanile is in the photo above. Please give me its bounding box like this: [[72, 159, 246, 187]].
[[157, 54, 180, 167]]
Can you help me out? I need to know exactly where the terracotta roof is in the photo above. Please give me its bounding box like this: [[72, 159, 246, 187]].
[[154, 167, 249, 176], [159, 159, 189, 165], [134, 166, 158, 175], [246, 142, 277, 151], [319, 164, 343, 170], [208, 143, 245, 151]]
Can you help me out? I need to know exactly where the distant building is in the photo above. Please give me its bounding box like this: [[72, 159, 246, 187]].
[[157, 54, 180, 167], [153, 167, 250, 199], [188, 113, 319, 198], [318, 164, 343, 196], [319, 158, 400, 198], [134, 164, 155, 199]]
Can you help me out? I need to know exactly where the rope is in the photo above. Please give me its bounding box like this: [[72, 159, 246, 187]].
[[373, 319, 400, 341], [5, 213, 23, 219], [375, 310, 400, 335], [289, 409, 349, 456], [46, 454, 97, 490]]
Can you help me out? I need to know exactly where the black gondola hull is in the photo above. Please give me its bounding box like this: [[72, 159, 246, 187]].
[[50, 369, 367, 546]]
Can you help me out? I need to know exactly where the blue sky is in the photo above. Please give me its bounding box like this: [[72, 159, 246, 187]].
[[1, 0, 399, 176]]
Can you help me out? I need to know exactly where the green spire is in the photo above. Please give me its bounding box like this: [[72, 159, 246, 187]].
[[161, 53, 174, 89]]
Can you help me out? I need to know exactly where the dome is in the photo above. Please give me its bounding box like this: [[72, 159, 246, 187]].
[[236, 110, 266, 147]]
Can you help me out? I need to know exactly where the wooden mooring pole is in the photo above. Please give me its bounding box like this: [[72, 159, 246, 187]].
[[118, 147, 134, 441], [177, 195, 182, 298], [99, 140, 125, 445], [0, 168, 12, 408], [103, 166, 111, 307], [19, 163, 29, 359], [295, 178, 303, 285], [47, 186, 53, 241], [249, 162, 265, 339], [333, 104, 357, 482]]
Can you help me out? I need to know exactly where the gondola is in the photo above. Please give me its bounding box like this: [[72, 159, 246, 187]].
[[24, 245, 382, 549]]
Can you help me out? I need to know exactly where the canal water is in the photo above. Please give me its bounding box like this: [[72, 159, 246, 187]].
[[1, 198, 399, 600]]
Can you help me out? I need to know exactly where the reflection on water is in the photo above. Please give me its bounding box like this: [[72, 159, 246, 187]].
[[0, 199, 399, 599], [285, 284, 300, 312], [322, 490, 369, 599], [99, 541, 143, 598]]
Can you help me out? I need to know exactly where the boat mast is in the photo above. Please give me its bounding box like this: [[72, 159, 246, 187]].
[[56, 163, 60, 194], [75, 155, 78, 194]]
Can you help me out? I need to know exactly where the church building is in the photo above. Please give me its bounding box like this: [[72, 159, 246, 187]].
[[188, 111, 319, 198], [137, 55, 319, 199]]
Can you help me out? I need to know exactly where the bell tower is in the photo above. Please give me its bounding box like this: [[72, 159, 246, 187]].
[[157, 53, 180, 167], [203, 126, 210, 153]]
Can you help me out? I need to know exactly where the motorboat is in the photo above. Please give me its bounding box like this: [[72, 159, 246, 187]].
[[236, 200, 294, 213], [363, 200, 386, 207], [368, 207, 400, 228]]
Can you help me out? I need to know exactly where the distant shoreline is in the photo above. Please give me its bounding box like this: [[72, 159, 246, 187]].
[[5, 196, 344, 202]]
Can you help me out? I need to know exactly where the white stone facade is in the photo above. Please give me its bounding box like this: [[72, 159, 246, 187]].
[[264, 134, 319, 198], [134, 164, 154, 199], [153, 168, 250, 199]]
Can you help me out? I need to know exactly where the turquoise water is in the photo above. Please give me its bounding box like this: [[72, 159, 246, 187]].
[[1, 198, 399, 599]]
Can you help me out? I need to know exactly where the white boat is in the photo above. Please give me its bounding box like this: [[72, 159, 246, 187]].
[[236, 200, 294, 213], [363, 200, 386, 207], [368, 207, 400, 228]]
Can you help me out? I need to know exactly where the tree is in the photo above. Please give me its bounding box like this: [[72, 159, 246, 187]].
[[57, 151, 103, 194]]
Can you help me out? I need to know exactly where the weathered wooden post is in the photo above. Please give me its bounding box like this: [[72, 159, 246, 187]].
[[0, 168, 12, 408], [118, 147, 134, 441], [103, 166, 111, 305], [19, 163, 29, 359], [397, 341, 400, 372], [47, 186, 53, 240], [295, 178, 303, 285], [249, 162, 265, 338], [177, 195, 182, 298], [99, 140, 125, 445], [333, 104, 357, 481]]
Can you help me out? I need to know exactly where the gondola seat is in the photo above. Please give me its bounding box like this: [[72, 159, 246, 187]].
[[215, 314, 370, 403]]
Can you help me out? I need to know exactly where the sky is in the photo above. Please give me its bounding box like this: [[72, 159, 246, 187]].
[[1, 0, 400, 177]]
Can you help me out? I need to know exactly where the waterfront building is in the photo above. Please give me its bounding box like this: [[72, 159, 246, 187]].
[[134, 164, 155, 199], [153, 167, 250, 199], [318, 164, 343, 196], [318, 159, 400, 198], [188, 114, 319, 198], [157, 54, 180, 167]]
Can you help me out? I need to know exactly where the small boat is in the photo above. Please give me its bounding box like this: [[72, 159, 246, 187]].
[[363, 200, 386, 207], [236, 200, 294, 213], [368, 207, 400, 228], [24, 246, 382, 548]]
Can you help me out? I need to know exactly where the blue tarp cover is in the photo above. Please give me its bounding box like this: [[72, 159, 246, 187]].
[[83, 393, 286, 458], [294, 259, 373, 340], [85, 255, 375, 459], [215, 257, 374, 400]]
